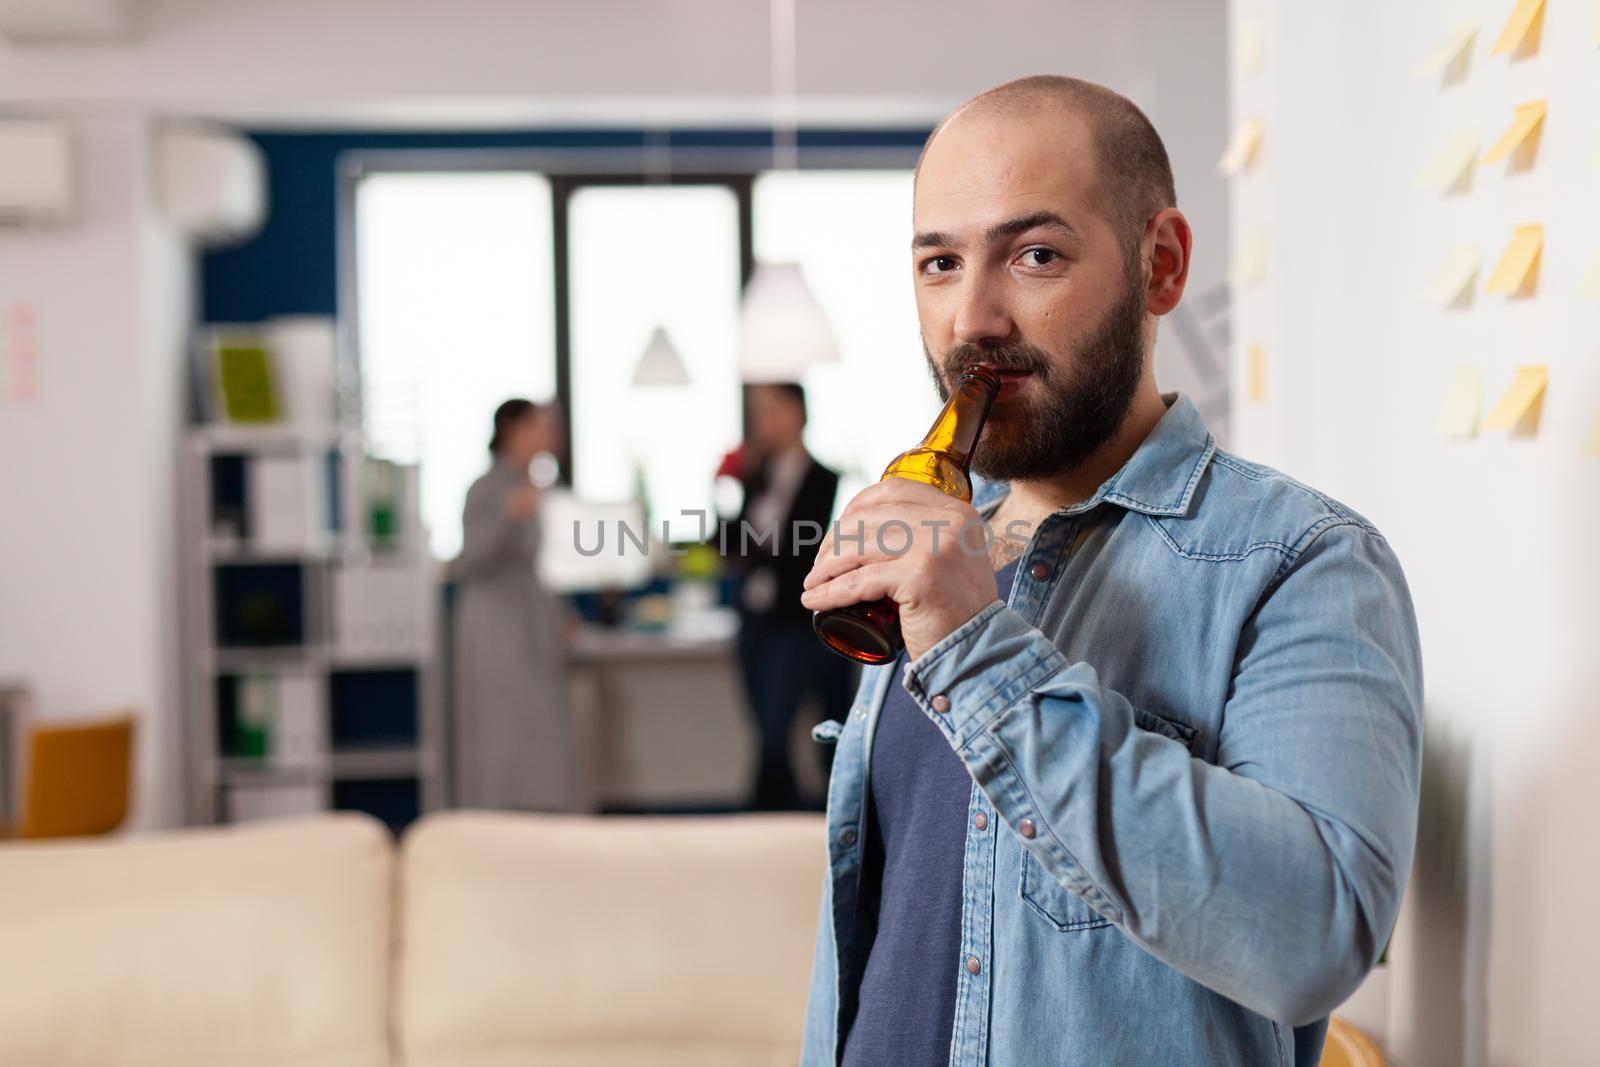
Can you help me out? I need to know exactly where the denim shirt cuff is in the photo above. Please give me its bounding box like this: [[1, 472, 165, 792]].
[[901, 603, 1066, 747]]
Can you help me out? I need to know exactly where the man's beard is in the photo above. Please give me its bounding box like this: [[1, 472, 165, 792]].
[[924, 273, 1147, 482]]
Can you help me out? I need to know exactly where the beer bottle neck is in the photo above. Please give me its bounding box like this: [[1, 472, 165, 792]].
[[919, 372, 998, 468]]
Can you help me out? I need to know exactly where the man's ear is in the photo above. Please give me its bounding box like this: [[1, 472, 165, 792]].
[[1144, 208, 1192, 316]]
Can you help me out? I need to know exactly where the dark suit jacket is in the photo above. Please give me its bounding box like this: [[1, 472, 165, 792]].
[[725, 454, 840, 629]]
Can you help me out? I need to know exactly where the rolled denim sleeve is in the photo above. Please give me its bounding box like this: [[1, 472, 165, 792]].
[[901, 522, 1423, 1026]]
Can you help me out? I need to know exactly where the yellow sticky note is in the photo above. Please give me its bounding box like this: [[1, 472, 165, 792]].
[[1233, 227, 1266, 287], [1418, 129, 1480, 190], [1482, 366, 1548, 431], [1438, 367, 1483, 440], [1580, 254, 1600, 298], [1246, 345, 1266, 402], [1584, 407, 1600, 456], [1484, 224, 1543, 295], [1482, 100, 1547, 164], [1217, 118, 1264, 176], [1237, 13, 1264, 75], [1422, 244, 1481, 306], [1490, 0, 1545, 56], [1593, 0, 1600, 46], [1416, 21, 1477, 77]]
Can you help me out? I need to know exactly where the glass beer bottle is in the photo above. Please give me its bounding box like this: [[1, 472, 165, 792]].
[[812, 366, 1001, 664]]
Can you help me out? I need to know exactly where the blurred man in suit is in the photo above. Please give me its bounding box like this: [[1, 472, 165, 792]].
[[727, 383, 854, 810]]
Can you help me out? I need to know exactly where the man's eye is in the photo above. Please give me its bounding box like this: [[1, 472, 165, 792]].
[[1020, 248, 1060, 267], [922, 256, 959, 275]]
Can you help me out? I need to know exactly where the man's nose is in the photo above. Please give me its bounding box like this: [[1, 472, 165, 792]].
[[952, 273, 1016, 345]]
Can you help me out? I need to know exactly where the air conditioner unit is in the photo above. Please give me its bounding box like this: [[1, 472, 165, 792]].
[[0, 119, 74, 228], [156, 125, 266, 248]]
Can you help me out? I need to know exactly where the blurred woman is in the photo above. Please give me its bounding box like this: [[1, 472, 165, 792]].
[[450, 398, 578, 811]]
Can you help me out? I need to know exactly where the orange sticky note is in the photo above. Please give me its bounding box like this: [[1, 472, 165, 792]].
[[1484, 224, 1543, 294], [1217, 118, 1264, 176], [1246, 344, 1266, 402], [1490, 0, 1545, 56], [1481, 100, 1547, 164], [1438, 367, 1483, 440], [1482, 366, 1548, 431]]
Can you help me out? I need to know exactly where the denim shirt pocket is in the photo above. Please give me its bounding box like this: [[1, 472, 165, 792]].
[[1019, 707, 1199, 932]]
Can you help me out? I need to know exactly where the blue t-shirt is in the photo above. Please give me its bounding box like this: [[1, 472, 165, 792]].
[[841, 559, 1021, 1067]]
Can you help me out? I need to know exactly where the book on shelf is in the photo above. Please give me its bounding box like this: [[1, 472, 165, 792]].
[[333, 560, 432, 658]]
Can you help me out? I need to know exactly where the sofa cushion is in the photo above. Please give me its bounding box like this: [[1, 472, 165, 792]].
[[398, 811, 826, 1067], [0, 813, 394, 1067]]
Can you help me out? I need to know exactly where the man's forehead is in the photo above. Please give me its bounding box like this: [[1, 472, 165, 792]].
[[913, 109, 1099, 231]]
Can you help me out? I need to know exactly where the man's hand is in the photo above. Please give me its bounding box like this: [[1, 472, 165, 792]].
[[800, 480, 999, 661]]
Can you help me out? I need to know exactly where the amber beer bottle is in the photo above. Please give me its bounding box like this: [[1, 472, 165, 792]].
[[812, 366, 1001, 664]]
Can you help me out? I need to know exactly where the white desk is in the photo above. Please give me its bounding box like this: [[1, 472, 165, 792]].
[[565, 626, 755, 811]]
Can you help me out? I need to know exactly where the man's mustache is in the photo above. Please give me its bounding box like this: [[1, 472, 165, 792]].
[[943, 342, 1052, 380]]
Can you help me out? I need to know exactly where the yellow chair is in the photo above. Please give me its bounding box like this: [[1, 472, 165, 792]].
[[1320, 1015, 1384, 1067], [1, 714, 135, 840]]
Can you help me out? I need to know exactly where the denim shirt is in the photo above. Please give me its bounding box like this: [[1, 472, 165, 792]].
[[800, 394, 1423, 1067]]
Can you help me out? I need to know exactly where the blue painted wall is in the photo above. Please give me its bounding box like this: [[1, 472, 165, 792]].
[[200, 127, 930, 323]]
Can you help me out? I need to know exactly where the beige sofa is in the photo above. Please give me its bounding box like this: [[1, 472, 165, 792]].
[[0, 811, 826, 1067]]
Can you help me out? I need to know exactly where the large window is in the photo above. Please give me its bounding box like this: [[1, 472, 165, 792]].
[[354, 171, 556, 559], [566, 183, 743, 541], [752, 170, 921, 501], [353, 160, 922, 570]]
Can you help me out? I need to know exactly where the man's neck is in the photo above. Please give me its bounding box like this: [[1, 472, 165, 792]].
[[986, 383, 1169, 564]]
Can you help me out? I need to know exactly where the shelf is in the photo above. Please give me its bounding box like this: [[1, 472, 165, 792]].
[[212, 646, 323, 672], [205, 537, 341, 564], [188, 424, 350, 452], [210, 747, 433, 785]]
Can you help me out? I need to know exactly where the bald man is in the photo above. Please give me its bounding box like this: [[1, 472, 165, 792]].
[[797, 76, 1421, 1067]]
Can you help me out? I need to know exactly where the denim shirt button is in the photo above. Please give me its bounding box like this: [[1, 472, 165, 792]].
[[840, 828, 858, 848], [1019, 818, 1037, 840], [1029, 562, 1052, 582], [931, 694, 952, 714], [973, 811, 988, 831], [965, 955, 982, 975]]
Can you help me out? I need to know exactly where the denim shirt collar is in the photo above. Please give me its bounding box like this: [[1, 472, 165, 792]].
[[972, 392, 1216, 520]]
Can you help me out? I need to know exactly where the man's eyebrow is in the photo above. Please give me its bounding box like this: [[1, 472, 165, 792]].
[[911, 211, 1079, 252]]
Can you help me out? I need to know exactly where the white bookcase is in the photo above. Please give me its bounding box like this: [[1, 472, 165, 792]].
[[179, 406, 445, 831]]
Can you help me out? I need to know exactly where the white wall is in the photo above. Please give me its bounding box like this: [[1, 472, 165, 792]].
[[0, 1, 1228, 831], [1229, 2, 1600, 1064], [0, 117, 192, 831]]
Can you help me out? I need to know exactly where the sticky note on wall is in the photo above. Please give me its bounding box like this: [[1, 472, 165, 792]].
[[1419, 129, 1480, 191], [1580, 254, 1600, 298], [1438, 367, 1483, 439], [1485, 224, 1543, 295], [1482, 100, 1547, 165], [1423, 244, 1481, 305], [1416, 21, 1477, 79], [1584, 407, 1600, 456], [1482, 365, 1548, 432], [1246, 345, 1266, 401], [1233, 227, 1266, 286], [1490, 0, 1545, 57], [1236, 13, 1264, 75], [1218, 118, 1264, 176]]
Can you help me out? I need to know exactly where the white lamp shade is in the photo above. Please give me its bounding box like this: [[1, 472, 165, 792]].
[[737, 261, 840, 383], [630, 325, 690, 387]]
